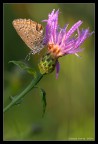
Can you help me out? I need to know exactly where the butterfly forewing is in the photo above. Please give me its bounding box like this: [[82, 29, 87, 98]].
[[12, 19, 44, 54]]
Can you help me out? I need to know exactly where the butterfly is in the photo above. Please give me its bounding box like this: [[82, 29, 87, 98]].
[[12, 19, 44, 55]]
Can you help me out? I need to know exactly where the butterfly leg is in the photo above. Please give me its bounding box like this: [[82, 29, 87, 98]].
[[25, 51, 33, 61]]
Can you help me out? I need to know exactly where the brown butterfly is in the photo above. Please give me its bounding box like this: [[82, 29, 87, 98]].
[[12, 19, 44, 55]]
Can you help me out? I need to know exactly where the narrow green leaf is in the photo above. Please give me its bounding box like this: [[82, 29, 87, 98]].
[[40, 88, 47, 117], [34, 86, 47, 117], [9, 61, 36, 77]]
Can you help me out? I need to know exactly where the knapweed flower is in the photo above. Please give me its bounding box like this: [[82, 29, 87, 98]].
[[38, 9, 93, 78]]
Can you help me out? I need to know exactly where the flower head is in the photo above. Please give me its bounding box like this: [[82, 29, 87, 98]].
[[43, 9, 93, 58], [39, 9, 94, 78]]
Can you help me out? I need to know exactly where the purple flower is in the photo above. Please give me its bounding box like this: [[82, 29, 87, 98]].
[[43, 9, 93, 57], [42, 9, 94, 78]]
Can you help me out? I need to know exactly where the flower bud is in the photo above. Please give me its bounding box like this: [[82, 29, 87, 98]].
[[38, 53, 57, 75]]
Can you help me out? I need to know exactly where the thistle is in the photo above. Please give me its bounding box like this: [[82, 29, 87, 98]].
[[38, 9, 94, 78]]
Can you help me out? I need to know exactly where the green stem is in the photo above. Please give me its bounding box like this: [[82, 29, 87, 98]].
[[3, 73, 43, 113]]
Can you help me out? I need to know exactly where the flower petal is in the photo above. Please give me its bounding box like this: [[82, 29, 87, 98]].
[[66, 20, 83, 39], [55, 60, 60, 79], [75, 28, 93, 48], [42, 9, 59, 45]]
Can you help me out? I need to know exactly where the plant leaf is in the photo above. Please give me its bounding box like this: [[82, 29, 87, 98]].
[[40, 88, 47, 117], [9, 61, 36, 77], [34, 86, 47, 117]]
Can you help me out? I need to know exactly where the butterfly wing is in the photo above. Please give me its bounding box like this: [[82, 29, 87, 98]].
[[12, 19, 44, 54]]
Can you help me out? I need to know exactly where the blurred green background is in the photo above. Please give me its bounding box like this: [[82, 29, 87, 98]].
[[4, 3, 95, 141]]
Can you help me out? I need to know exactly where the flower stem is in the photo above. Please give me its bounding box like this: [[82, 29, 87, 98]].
[[3, 72, 43, 113]]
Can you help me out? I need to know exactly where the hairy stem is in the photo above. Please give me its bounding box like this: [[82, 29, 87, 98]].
[[3, 73, 43, 113]]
